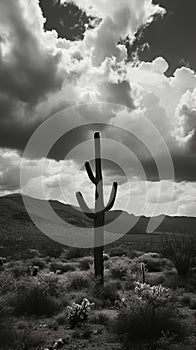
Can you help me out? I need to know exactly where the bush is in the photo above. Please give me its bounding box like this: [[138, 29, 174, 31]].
[[146, 272, 166, 286], [162, 234, 196, 277], [11, 277, 60, 316], [66, 248, 92, 260], [108, 245, 128, 257], [189, 297, 196, 309], [79, 256, 93, 270], [0, 272, 16, 294], [110, 261, 129, 279], [137, 253, 165, 272], [44, 246, 64, 258], [67, 272, 91, 291], [113, 297, 186, 348], [12, 326, 45, 350], [123, 263, 142, 290], [49, 261, 76, 273], [9, 264, 27, 278], [62, 263, 77, 273], [31, 257, 46, 269], [55, 311, 68, 325], [41, 275, 60, 297], [0, 295, 14, 347], [94, 281, 120, 305], [90, 310, 110, 326]]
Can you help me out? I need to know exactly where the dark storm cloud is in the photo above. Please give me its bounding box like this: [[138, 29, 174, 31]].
[[172, 153, 196, 182], [1, 0, 196, 188], [0, 0, 65, 152], [0, 1, 63, 104], [129, 0, 196, 76]]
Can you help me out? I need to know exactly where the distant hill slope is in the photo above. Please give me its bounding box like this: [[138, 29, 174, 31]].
[[0, 194, 195, 257]]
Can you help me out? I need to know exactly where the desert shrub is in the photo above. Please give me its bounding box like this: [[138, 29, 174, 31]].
[[69, 291, 88, 304], [9, 264, 27, 278], [67, 272, 91, 291], [79, 256, 93, 270], [11, 277, 60, 316], [191, 256, 196, 267], [94, 281, 120, 305], [72, 325, 92, 340], [188, 272, 196, 292], [108, 245, 128, 257], [0, 295, 12, 320], [162, 234, 196, 277], [113, 296, 186, 348], [26, 249, 40, 258], [145, 259, 164, 272], [146, 272, 166, 286], [61, 263, 76, 273], [175, 291, 190, 306], [49, 261, 63, 273], [123, 275, 137, 291], [49, 261, 76, 273], [66, 248, 92, 260], [44, 246, 64, 258], [40, 275, 60, 297], [189, 297, 196, 309], [129, 250, 144, 259], [110, 261, 129, 279], [0, 272, 16, 294], [55, 311, 68, 325], [11, 326, 45, 350], [31, 257, 46, 269], [137, 253, 165, 272], [90, 310, 110, 326], [0, 295, 14, 346], [123, 263, 142, 290]]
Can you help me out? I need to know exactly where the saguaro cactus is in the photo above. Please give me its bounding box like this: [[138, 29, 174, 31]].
[[141, 263, 146, 284], [76, 132, 118, 284]]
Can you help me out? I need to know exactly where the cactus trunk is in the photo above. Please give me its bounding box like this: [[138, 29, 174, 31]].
[[76, 132, 118, 285], [141, 263, 145, 284]]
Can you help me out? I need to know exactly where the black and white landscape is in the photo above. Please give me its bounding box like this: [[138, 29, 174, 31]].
[[0, 1, 196, 349]]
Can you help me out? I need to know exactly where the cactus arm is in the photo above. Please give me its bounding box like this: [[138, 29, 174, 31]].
[[85, 161, 97, 184], [76, 192, 95, 219], [104, 182, 118, 212]]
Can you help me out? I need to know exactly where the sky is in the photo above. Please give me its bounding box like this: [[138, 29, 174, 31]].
[[0, 0, 196, 217]]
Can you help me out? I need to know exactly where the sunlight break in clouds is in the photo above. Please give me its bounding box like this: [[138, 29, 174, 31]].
[[0, 0, 196, 216]]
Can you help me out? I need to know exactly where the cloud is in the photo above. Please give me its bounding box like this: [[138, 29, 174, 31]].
[[173, 87, 196, 148], [0, 0, 64, 104], [1, 0, 196, 217], [177, 201, 196, 217], [77, 0, 165, 66], [63, 0, 165, 38]]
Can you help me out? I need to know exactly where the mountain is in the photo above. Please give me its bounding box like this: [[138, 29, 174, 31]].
[[0, 194, 195, 257]]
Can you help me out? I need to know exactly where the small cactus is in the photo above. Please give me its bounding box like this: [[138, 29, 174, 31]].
[[67, 298, 94, 328]]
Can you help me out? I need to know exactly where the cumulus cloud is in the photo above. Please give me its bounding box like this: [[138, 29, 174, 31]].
[[0, 0, 65, 104], [1, 0, 196, 216], [69, 0, 165, 66], [173, 87, 196, 147]]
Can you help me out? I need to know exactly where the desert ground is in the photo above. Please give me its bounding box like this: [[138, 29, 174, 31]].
[[1, 232, 196, 350]]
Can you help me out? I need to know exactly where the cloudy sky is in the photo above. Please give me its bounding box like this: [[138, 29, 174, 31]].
[[1, 0, 196, 217]]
